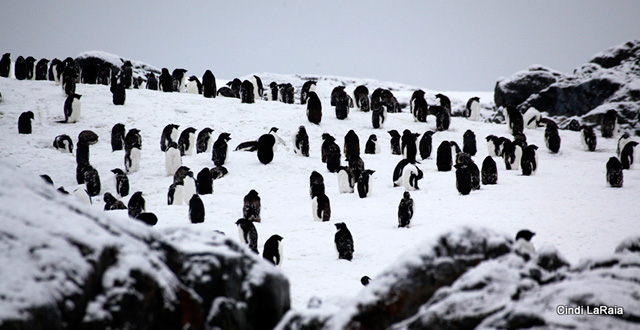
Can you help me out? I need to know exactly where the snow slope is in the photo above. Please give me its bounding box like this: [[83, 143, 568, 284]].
[[0, 73, 638, 311]]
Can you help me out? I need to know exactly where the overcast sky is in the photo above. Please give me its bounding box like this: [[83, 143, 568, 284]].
[[1, 1, 638, 91]]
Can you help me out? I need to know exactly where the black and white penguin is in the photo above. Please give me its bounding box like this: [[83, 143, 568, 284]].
[[330, 86, 346, 106], [104, 192, 127, 211], [344, 130, 360, 162], [161, 124, 180, 152], [337, 166, 355, 194], [401, 130, 419, 162], [159, 68, 173, 92], [236, 218, 259, 253], [243, 190, 261, 222], [312, 192, 331, 222], [293, 125, 310, 157], [124, 129, 142, 174], [196, 168, 213, 195], [202, 70, 217, 98], [601, 110, 618, 138], [334, 222, 354, 261], [267, 82, 279, 101], [120, 61, 133, 89], [411, 90, 428, 122], [462, 130, 477, 156], [240, 79, 255, 104], [334, 89, 350, 120], [454, 163, 472, 195], [76, 130, 98, 166], [250, 75, 264, 101], [111, 123, 126, 151], [401, 163, 423, 191], [431, 106, 450, 131], [14, 56, 26, 80], [458, 153, 480, 190], [76, 162, 92, 185], [35, 58, 49, 80], [257, 133, 277, 165], [307, 91, 322, 124], [212, 133, 231, 166], [481, 156, 498, 185], [181, 171, 197, 205], [217, 86, 236, 98], [178, 127, 197, 156], [278, 83, 295, 103], [111, 168, 129, 197], [617, 133, 631, 158], [63, 94, 82, 123], [465, 97, 481, 121], [523, 107, 541, 128], [135, 213, 158, 226], [125, 127, 142, 148], [263, 235, 284, 267], [521, 145, 539, 176], [620, 141, 638, 170], [24, 56, 36, 80], [210, 166, 228, 180], [321, 133, 337, 163], [580, 125, 597, 152], [49, 58, 62, 83], [418, 131, 435, 160], [111, 80, 126, 105], [165, 142, 182, 176], [145, 73, 158, 90], [381, 89, 399, 113], [18, 111, 34, 134], [186, 75, 202, 94], [371, 89, 387, 129], [357, 169, 375, 198], [388, 130, 401, 155], [485, 135, 499, 157], [364, 134, 380, 154], [505, 106, 524, 135], [0, 53, 10, 77], [310, 171, 325, 199], [391, 159, 411, 187], [398, 191, 414, 228], [436, 141, 453, 172], [348, 155, 365, 184], [196, 127, 214, 154], [189, 195, 205, 224], [353, 85, 369, 112], [514, 229, 536, 261], [326, 143, 341, 173], [167, 180, 184, 206], [62, 66, 77, 96], [606, 157, 623, 188], [300, 80, 317, 105], [502, 140, 521, 171], [544, 121, 561, 153], [172, 68, 188, 92], [84, 166, 101, 197]]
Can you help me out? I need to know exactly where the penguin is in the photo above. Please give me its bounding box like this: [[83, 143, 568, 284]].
[[111, 123, 126, 151], [111, 168, 129, 197], [159, 68, 173, 92], [334, 89, 350, 120], [462, 130, 477, 156], [523, 107, 541, 128], [236, 218, 259, 253], [364, 134, 380, 155], [579, 125, 597, 152], [432, 106, 450, 131], [18, 111, 34, 134], [435, 93, 452, 114], [279, 83, 295, 103], [104, 192, 127, 210], [35, 58, 49, 80], [186, 75, 202, 94], [240, 79, 255, 104], [23, 56, 35, 80], [416, 131, 434, 160], [334, 222, 354, 261], [120, 61, 133, 89], [357, 169, 375, 198], [189, 195, 205, 224], [226, 78, 241, 98], [217, 86, 236, 98], [300, 80, 317, 105], [398, 191, 414, 228], [485, 135, 499, 157], [14, 56, 26, 80], [163, 141, 181, 176], [392, 159, 411, 187], [168, 180, 184, 205], [212, 133, 231, 166], [73, 188, 92, 205], [337, 166, 355, 194], [521, 145, 539, 176], [361, 276, 371, 286], [111, 81, 126, 105], [454, 163, 472, 195], [330, 86, 346, 106], [124, 145, 141, 174], [243, 190, 261, 222], [63, 93, 82, 123], [196, 127, 214, 154], [62, 66, 77, 96], [310, 171, 325, 199], [371, 88, 387, 129], [544, 121, 561, 153], [84, 167, 101, 197], [411, 90, 428, 122], [257, 133, 277, 165], [348, 155, 365, 184], [311, 192, 331, 222], [0, 53, 9, 77], [326, 143, 341, 173], [353, 85, 369, 112], [40, 174, 54, 185], [465, 97, 481, 121], [381, 89, 399, 113], [125, 128, 142, 149], [182, 171, 197, 204], [76, 162, 92, 185], [620, 141, 638, 170], [401, 163, 423, 191], [307, 91, 322, 124], [57, 187, 69, 195], [401, 130, 419, 162], [617, 132, 631, 157], [514, 229, 536, 261], [135, 213, 158, 226], [344, 130, 360, 162], [250, 75, 263, 100], [196, 168, 213, 195], [505, 106, 524, 135], [210, 166, 229, 180], [388, 130, 401, 155], [76, 131, 98, 166], [321, 133, 336, 163], [263, 235, 284, 267], [481, 156, 498, 185], [293, 125, 310, 157], [606, 157, 623, 188], [145, 73, 158, 90], [502, 140, 521, 171], [161, 124, 180, 152], [458, 153, 481, 190], [178, 127, 197, 156], [267, 82, 279, 101], [51, 59, 63, 84], [172, 68, 188, 92], [436, 141, 453, 172], [601, 110, 618, 138]]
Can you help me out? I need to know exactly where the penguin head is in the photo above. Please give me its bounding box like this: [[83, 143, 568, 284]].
[[271, 234, 283, 242], [322, 134, 335, 142], [111, 168, 124, 175], [334, 222, 347, 230], [269, 127, 279, 134], [185, 127, 197, 134], [247, 189, 259, 197], [220, 133, 231, 141], [515, 229, 536, 242], [403, 191, 411, 199], [25, 111, 34, 120], [361, 276, 371, 286], [387, 130, 400, 138], [235, 218, 249, 225], [368, 134, 377, 141], [486, 134, 497, 142], [168, 141, 179, 150], [103, 192, 117, 204]]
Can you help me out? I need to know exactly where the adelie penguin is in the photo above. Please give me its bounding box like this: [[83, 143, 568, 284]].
[[212, 133, 231, 166], [196, 127, 214, 154], [466, 97, 481, 121], [454, 163, 472, 195], [343, 130, 360, 162], [186, 75, 202, 94], [263, 235, 284, 267], [457, 153, 480, 190], [514, 229, 536, 261], [293, 125, 310, 157], [419, 131, 435, 159], [300, 80, 317, 105], [306, 91, 322, 124], [146, 73, 158, 90], [14, 56, 26, 80], [401, 162, 423, 191], [240, 79, 255, 104], [620, 141, 638, 170], [388, 130, 401, 155], [337, 166, 355, 194], [236, 218, 259, 253], [481, 156, 498, 185], [334, 89, 350, 120], [111, 82, 126, 105], [353, 85, 369, 112], [165, 142, 182, 176], [74, 188, 92, 205], [76, 130, 99, 166], [104, 192, 127, 211], [111, 123, 126, 151], [617, 133, 631, 158], [84, 166, 101, 197], [257, 133, 276, 164], [189, 195, 205, 224], [462, 130, 477, 156], [401, 130, 419, 162], [267, 82, 278, 101], [18, 111, 34, 134], [136, 213, 158, 226], [53, 134, 74, 153], [326, 143, 341, 173], [521, 145, 539, 176], [35, 59, 49, 80], [178, 127, 197, 156], [167, 180, 184, 206], [411, 90, 428, 122], [544, 121, 561, 153], [398, 191, 414, 228], [0, 53, 10, 78], [309, 171, 325, 199], [505, 105, 524, 135], [210, 166, 228, 180], [523, 107, 541, 128], [161, 124, 180, 152], [334, 222, 354, 261], [321, 133, 337, 163], [124, 128, 142, 174], [181, 170, 197, 205], [606, 157, 623, 188], [580, 125, 597, 152], [312, 191, 331, 222], [111, 168, 129, 197], [357, 169, 375, 198], [371, 88, 387, 129], [502, 140, 522, 171], [601, 110, 618, 138], [364, 134, 380, 155], [436, 141, 453, 172], [250, 75, 264, 100], [159, 68, 173, 92], [202, 70, 217, 98], [196, 168, 213, 195], [243, 189, 261, 222], [63, 94, 82, 123]]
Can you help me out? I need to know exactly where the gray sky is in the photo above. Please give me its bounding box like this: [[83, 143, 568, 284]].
[[1, 1, 638, 91]]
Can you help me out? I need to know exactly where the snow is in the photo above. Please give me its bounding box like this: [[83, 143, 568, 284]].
[[0, 66, 638, 313]]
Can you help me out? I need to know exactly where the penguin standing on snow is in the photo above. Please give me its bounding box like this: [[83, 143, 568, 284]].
[[617, 133, 631, 157], [128, 191, 145, 218], [257, 133, 277, 164], [353, 85, 370, 112], [521, 145, 539, 176], [371, 88, 387, 129], [212, 133, 231, 166], [466, 97, 481, 121], [243, 190, 261, 222], [159, 68, 173, 92], [357, 169, 375, 198], [601, 110, 618, 138], [189, 195, 205, 224], [506, 106, 524, 135], [202, 70, 217, 98], [344, 130, 360, 161], [544, 121, 561, 153], [293, 125, 310, 157], [240, 79, 255, 104], [35, 58, 49, 80], [307, 91, 322, 124], [580, 125, 597, 152], [463, 130, 477, 156], [401, 130, 419, 162], [309, 171, 325, 199], [111, 123, 126, 151], [196, 127, 214, 154], [76, 130, 99, 166], [523, 108, 541, 128], [326, 143, 341, 173], [606, 157, 623, 187], [111, 80, 126, 105], [514, 229, 536, 261], [481, 156, 498, 185], [620, 141, 638, 169], [186, 76, 202, 94], [337, 166, 355, 194], [454, 163, 472, 195], [268, 82, 279, 101], [63, 94, 82, 123], [364, 134, 380, 154], [165, 142, 182, 176], [398, 191, 414, 228], [14, 56, 26, 80], [388, 130, 401, 155], [250, 75, 264, 100], [236, 218, 259, 253], [167, 180, 184, 206], [334, 223, 354, 261], [18, 111, 34, 134], [312, 192, 331, 222], [74, 188, 92, 205], [53, 134, 74, 153], [181, 170, 197, 204], [436, 141, 453, 172], [321, 133, 337, 162], [300, 80, 317, 105], [83, 167, 101, 197], [124, 130, 142, 174], [457, 153, 480, 190], [178, 127, 197, 156], [0, 53, 10, 77], [401, 163, 423, 191], [111, 168, 129, 197], [263, 235, 284, 267], [411, 90, 429, 122], [196, 168, 213, 195], [502, 140, 521, 171], [104, 192, 127, 210], [334, 89, 350, 120], [161, 124, 180, 152], [419, 131, 435, 159]]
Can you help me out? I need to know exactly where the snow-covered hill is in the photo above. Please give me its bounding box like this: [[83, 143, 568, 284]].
[[0, 67, 638, 316]]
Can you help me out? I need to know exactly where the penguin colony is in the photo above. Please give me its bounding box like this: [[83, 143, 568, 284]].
[[3, 51, 637, 286]]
